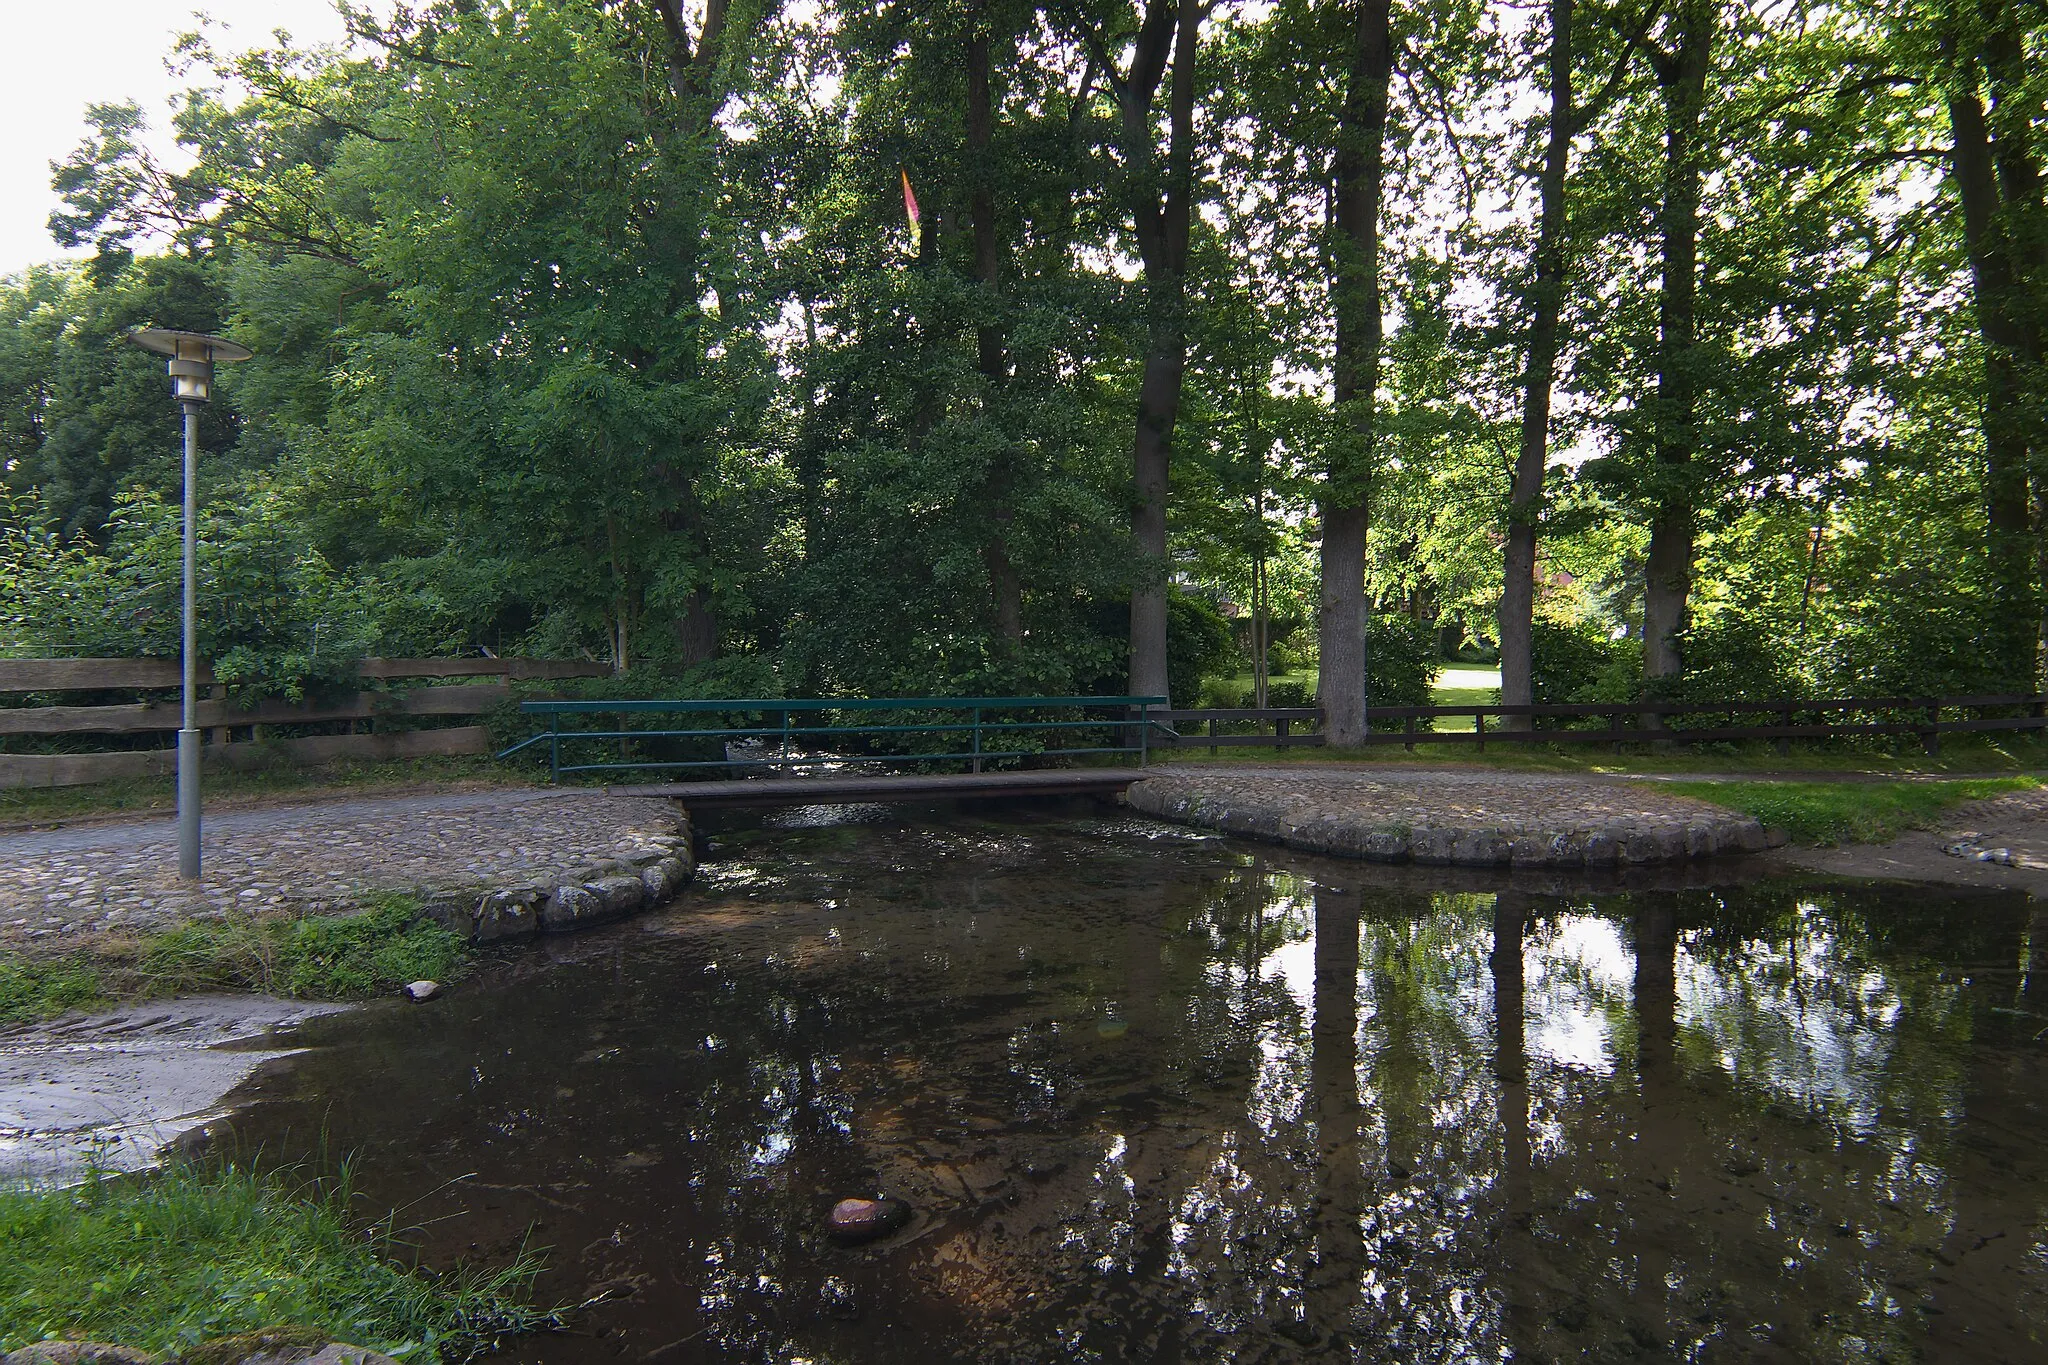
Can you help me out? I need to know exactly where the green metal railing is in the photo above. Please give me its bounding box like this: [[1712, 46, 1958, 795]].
[[497, 695, 1170, 781]]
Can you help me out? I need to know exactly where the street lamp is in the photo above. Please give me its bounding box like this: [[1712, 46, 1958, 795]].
[[127, 328, 253, 879]]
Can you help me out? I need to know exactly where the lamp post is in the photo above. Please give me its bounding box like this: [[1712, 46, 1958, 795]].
[[126, 328, 253, 879]]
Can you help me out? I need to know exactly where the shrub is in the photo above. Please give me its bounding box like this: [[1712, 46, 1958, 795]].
[[1531, 619, 1637, 705], [1165, 592, 1236, 708], [1366, 614, 1437, 709]]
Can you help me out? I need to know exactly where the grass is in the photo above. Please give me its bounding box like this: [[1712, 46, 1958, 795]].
[[0, 1160, 557, 1361], [1157, 730, 2048, 777], [0, 895, 473, 1028], [1663, 776, 2039, 846], [0, 755, 529, 831]]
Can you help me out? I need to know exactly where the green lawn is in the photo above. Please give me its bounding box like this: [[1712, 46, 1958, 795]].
[[0, 1161, 554, 1360], [1663, 776, 2038, 846]]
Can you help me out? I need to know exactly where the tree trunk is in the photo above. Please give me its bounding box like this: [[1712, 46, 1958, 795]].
[[967, 24, 1025, 651], [1318, 0, 1395, 746], [1089, 0, 1202, 702], [1641, 6, 1712, 690], [1499, 0, 1575, 726], [1309, 884, 1365, 1349], [676, 587, 716, 670], [1948, 75, 2039, 689], [1492, 891, 1535, 1351]]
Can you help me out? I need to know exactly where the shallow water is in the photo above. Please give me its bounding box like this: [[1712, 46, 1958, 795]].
[[222, 803, 2048, 1363]]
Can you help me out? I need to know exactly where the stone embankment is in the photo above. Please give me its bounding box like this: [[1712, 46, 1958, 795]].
[[1127, 766, 1772, 867], [0, 790, 692, 951]]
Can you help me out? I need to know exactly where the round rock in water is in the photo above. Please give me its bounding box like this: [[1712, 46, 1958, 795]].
[[402, 980, 441, 1003], [827, 1196, 911, 1244]]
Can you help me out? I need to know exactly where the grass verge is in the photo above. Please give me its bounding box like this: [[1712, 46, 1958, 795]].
[[1664, 776, 2038, 846], [0, 1159, 556, 1361], [1157, 732, 2048, 777], [0, 895, 472, 1028]]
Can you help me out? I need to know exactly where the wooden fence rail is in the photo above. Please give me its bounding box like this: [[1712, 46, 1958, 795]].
[[1152, 694, 2048, 755], [0, 656, 610, 788]]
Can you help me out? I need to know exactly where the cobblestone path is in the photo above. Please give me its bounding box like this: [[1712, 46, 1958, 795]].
[[0, 790, 685, 948], [1128, 765, 1771, 866]]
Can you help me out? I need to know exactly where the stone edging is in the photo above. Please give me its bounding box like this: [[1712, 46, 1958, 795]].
[[1125, 778, 1772, 867], [419, 813, 695, 943]]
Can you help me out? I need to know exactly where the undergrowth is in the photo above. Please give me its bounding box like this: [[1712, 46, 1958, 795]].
[[0, 1160, 557, 1360], [1665, 776, 2038, 846], [0, 896, 471, 1028]]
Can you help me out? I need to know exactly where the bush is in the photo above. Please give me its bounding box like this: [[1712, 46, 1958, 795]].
[[1165, 592, 1236, 708], [1531, 619, 1638, 705], [1366, 614, 1437, 709]]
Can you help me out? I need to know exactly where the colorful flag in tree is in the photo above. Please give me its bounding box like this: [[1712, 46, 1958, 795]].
[[901, 170, 920, 237]]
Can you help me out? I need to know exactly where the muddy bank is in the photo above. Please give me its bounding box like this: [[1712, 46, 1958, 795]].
[[0, 995, 347, 1183], [1766, 784, 2048, 892]]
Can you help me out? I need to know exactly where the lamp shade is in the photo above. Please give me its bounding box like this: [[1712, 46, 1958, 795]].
[[128, 329, 253, 405]]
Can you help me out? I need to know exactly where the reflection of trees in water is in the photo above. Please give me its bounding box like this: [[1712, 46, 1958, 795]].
[[229, 819, 2048, 1362]]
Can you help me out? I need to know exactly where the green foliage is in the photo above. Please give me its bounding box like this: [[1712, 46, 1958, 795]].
[[1165, 594, 1237, 708], [1365, 614, 1438, 709], [139, 896, 469, 1000], [1, 487, 393, 703], [0, 898, 471, 1028], [0, 1162, 554, 1360], [2, 0, 2044, 717], [1530, 619, 1639, 705], [0, 957, 107, 1025], [1667, 778, 2037, 847]]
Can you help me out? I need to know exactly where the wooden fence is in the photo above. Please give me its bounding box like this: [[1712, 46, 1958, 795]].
[[1152, 694, 2048, 754], [0, 656, 609, 788]]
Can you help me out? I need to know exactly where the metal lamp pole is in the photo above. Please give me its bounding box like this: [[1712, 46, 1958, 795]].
[[127, 328, 253, 879]]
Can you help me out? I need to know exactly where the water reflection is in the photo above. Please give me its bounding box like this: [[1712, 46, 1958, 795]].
[[221, 807, 2048, 1362]]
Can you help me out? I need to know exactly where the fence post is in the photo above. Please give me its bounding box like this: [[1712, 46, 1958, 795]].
[[972, 708, 983, 774], [1405, 715, 1416, 752], [549, 724, 560, 783], [780, 708, 792, 771], [1139, 701, 1151, 767], [1778, 704, 1793, 758], [1609, 707, 1624, 755], [1209, 715, 1220, 756], [1476, 710, 1486, 753], [1923, 702, 1941, 756], [1276, 716, 1291, 747]]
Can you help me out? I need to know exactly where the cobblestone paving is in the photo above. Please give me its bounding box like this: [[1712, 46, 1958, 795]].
[[1127, 766, 1771, 866], [0, 790, 685, 948]]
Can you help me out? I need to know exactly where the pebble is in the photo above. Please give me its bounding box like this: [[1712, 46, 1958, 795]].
[[827, 1196, 912, 1244], [403, 979, 441, 1002]]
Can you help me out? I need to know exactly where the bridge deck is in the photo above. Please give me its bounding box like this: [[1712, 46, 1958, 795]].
[[600, 768, 1143, 808]]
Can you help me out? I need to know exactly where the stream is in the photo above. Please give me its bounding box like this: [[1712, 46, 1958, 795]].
[[214, 800, 2048, 1363]]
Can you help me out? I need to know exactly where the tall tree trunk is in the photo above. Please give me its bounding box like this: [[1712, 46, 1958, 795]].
[[1318, 0, 1395, 746], [1089, 0, 1203, 703], [1499, 0, 1575, 726], [967, 23, 1025, 650], [1641, 5, 1712, 689], [1978, 2, 2047, 684], [648, 0, 736, 669], [1947, 73, 2039, 688]]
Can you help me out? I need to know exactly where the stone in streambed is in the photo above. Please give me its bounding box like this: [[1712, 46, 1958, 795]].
[[826, 1196, 912, 1244], [3, 1346, 160, 1365], [403, 979, 441, 1002]]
